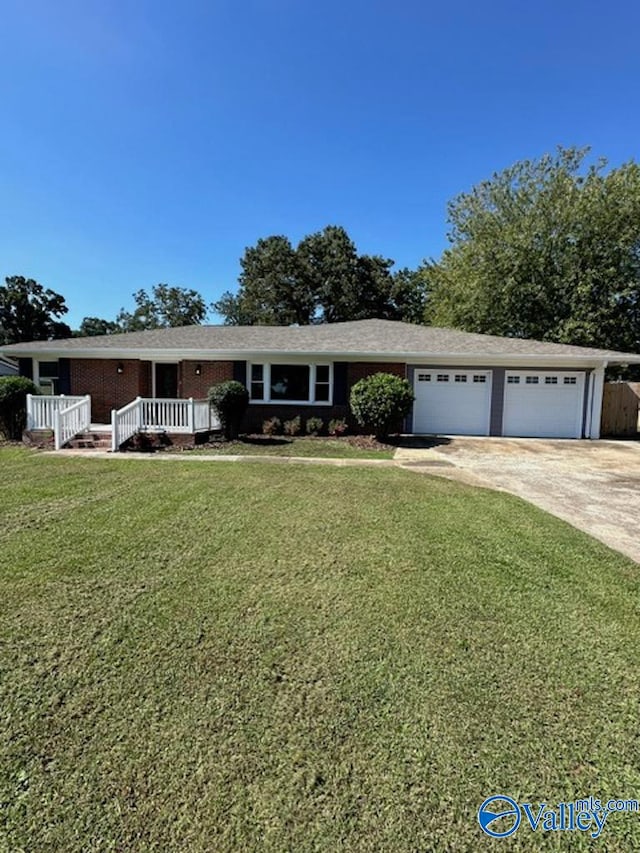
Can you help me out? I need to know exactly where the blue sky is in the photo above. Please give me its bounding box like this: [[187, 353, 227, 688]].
[[2, 0, 639, 328]]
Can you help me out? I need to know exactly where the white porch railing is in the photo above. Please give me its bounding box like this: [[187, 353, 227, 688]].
[[26, 394, 87, 430], [111, 398, 220, 451], [111, 397, 143, 451], [54, 397, 92, 450]]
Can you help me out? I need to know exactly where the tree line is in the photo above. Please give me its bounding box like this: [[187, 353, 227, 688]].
[[1, 146, 639, 354]]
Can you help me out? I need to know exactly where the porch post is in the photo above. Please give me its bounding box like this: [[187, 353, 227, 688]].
[[188, 397, 195, 432], [111, 408, 118, 452], [587, 364, 606, 440]]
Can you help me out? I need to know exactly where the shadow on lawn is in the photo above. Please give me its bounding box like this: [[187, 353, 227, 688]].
[[386, 435, 453, 449]]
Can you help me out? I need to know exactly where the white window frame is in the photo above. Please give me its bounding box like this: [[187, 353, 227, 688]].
[[248, 362, 333, 405], [35, 359, 60, 395]]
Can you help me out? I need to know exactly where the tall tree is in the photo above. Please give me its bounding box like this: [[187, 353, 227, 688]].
[[425, 147, 640, 352], [117, 284, 209, 331], [75, 317, 121, 337], [215, 225, 412, 325], [0, 276, 71, 344]]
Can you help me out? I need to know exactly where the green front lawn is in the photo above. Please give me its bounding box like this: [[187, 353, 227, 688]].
[[1, 447, 639, 851], [192, 435, 396, 459]]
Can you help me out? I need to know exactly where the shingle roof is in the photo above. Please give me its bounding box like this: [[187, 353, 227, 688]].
[[1, 319, 638, 362]]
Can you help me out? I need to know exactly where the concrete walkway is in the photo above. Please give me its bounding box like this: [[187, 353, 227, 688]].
[[42, 449, 397, 468]]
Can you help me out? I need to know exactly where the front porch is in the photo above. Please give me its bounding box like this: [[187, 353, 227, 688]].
[[25, 395, 221, 451]]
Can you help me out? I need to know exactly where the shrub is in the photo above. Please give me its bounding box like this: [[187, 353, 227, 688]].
[[262, 416, 281, 436], [327, 417, 347, 436], [349, 373, 414, 439], [305, 416, 324, 436], [208, 380, 249, 440], [283, 415, 301, 436], [0, 376, 39, 440]]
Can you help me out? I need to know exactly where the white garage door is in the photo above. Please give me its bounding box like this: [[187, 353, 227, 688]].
[[413, 370, 492, 435], [502, 371, 585, 438]]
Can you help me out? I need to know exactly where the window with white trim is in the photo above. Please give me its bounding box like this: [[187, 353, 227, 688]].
[[564, 376, 577, 385], [507, 375, 520, 384], [251, 364, 264, 400], [249, 363, 332, 404], [454, 374, 467, 383], [38, 361, 59, 395], [526, 376, 539, 384], [545, 376, 558, 384], [473, 374, 487, 383], [436, 374, 449, 382], [417, 373, 431, 381]]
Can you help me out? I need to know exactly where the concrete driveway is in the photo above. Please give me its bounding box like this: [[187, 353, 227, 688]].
[[394, 438, 640, 563]]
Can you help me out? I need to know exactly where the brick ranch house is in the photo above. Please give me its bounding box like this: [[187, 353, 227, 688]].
[[2, 319, 639, 444]]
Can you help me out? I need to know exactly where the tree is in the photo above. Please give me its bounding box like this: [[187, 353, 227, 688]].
[[75, 317, 121, 337], [0, 376, 39, 439], [390, 267, 431, 325], [215, 225, 412, 325], [424, 147, 640, 352], [349, 372, 414, 439], [217, 236, 310, 326], [0, 276, 71, 344], [208, 380, 249, 440], [117, 284, 209, 331]]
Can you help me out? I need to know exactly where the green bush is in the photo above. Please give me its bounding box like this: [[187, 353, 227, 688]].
[[349, 373, 414, 439], [283, 415, 301, 436], [305, 416, 324, 436], [328, 418, 347, 436], [208, 380, 249, 440], [0, 376, 39, 440], [262, 416, 281, 436]]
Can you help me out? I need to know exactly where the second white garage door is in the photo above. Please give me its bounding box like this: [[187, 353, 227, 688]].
[[413, 370, 492, 435], [502, 371, 585, 438]]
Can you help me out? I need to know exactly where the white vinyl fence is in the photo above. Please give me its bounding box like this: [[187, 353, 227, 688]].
[[54, 397, 92, 450], [26, 394, 87, 430], [112, 398, 219, 451]]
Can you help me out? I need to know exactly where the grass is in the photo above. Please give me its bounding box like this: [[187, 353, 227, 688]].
[[1, 447, 640, 851], [192, 435, 396, 459]]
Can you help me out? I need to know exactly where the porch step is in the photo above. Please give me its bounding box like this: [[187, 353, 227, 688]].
[[65, 431, 112, 450]]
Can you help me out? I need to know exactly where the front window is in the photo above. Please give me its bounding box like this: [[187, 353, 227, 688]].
[[38, 361, 59, 395], [251, 364, 264, 400], [270, 364, 310, 401], [249, 363, 332, 404]]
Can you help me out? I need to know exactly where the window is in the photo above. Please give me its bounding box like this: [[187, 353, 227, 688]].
[[564, 376, 577, 385], [454, 374, 467, 383], [507, 375, 520, 384], [251, 364, 264, 400], [314, 365, 330, 402], [473, 375, 487, 383], [526, 376, 539, 385], [38, 361, 59, 395], [545, 376, 558, 384], [436, 374, 449, 382], [417, 373, 431, 382], [249, 363, 332, 404]]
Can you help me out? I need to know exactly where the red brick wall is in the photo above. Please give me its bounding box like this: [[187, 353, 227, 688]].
[[70, 359, 146, 423], [347, 362, 406, 385], [179, 360, 234, 398]]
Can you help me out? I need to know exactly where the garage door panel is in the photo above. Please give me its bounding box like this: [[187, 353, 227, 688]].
[[503, 371, 585, 438], [413, 370, 492, 435]]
